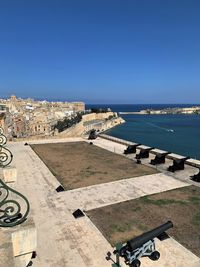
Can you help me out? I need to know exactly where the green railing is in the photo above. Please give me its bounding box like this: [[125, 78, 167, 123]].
[[0, 127, 13, 167], [0, 179, 30, 227]]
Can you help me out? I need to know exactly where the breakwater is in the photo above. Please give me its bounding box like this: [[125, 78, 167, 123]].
[[119, 111, 145, 115]]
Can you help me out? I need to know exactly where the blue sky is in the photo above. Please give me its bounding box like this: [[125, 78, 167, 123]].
[[0, 0, 200, 104]]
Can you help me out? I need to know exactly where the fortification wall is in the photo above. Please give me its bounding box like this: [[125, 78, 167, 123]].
[[81, 112, 115, 122], [57, 121, 84, 137], [57, 113, 124, 137], [11, 112, 124, 140]]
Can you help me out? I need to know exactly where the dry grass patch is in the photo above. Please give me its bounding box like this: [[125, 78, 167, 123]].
[[31, 141, 158, 189], [87, 186, 200, 257]]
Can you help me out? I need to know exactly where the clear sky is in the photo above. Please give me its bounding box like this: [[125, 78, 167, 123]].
[[0, 0, 200, 104]]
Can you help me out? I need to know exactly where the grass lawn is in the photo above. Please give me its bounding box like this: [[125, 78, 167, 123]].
[[87, 185, 200, 257], [31, 141, 158, 189]]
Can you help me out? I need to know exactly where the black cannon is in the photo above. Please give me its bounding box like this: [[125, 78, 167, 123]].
[[191, 169, 200, 182], [150, 152, 170, 165], [136, 148, 153, 160], [124, 145, 140, 155], [117, 221, 173, 267], [168, 157, 189, 172], [88, 129, 97, 140]]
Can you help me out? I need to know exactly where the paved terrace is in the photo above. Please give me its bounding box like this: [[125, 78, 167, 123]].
[[6, 137, 200, 267]]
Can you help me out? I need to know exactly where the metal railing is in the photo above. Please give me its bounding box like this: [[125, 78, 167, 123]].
[[0, 127, 13, 167], [0, 179, 30, 227]]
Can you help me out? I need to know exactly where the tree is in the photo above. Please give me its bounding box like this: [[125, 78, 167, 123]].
[[53, 114, 82, 133]]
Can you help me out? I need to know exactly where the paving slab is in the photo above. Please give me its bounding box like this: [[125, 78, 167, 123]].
[[89, 137, 126, 155], [139, 237, 200, 267], [62, 173, 189, 211]]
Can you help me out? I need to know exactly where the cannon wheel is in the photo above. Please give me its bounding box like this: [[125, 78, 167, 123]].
[[119, 247, 126, 257], [130, 259, 141, 267], [149, 251, 160, 261]]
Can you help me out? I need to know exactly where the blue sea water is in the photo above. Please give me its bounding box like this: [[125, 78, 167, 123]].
[[86, 104, 200, 159]]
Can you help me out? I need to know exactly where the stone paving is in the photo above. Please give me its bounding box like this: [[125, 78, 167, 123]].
[[6, 138, 200, 267], [63, 173, 188, 211]]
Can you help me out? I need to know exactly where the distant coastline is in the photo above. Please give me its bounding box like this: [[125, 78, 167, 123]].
[[119, 111, 146, 115], [119, 106, 200, 115], [86, 104, 200, 113]]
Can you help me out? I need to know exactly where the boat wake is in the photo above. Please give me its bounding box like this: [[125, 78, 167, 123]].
[[146, 123, 175, 133]]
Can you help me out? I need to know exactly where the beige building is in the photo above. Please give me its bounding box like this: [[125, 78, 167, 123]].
[[12, 114, 27, 138], [0, 105, 7, 132], [29, 114, 56, 136], [0, 96, 86, 138], [71, 102, 85, 112]]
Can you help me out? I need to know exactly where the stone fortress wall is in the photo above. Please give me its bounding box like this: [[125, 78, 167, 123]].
[[58, 112, 125, 137]]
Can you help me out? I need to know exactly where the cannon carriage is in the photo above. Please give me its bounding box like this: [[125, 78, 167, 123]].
[[167, 154, 189, 172], [191, 169, 200, 182], [124, 144, 140, 155], [88, 129, 97, 140], [150, 149, 170, 165], [115, 221, 173, 267], [135, 145, 154, 160], [185, 159, 200, 182]]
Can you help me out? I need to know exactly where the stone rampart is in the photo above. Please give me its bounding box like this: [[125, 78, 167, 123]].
[[57, 121, 85, 137], [81, 112, 115, 122]]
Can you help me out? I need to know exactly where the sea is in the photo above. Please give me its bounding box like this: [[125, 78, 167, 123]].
[[86, 104, 200, 160]]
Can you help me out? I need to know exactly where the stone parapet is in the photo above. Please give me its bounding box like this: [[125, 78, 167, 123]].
[[0, 218, 37, 267], [12, 218, 37, 267], [0, 230, 15, 267], [0, 165, 17, 183]]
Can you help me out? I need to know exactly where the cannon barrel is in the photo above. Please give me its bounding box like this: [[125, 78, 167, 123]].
[[126, 221, 173, 251]]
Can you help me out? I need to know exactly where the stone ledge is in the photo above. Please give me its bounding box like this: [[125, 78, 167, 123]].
[[0, 218, 37, 267], [0, 231, 15, 267], [11, 218, 37, 257], [0, 165, 17, 183]]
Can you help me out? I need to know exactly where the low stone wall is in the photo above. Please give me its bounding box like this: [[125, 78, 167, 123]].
[[0, 215, 37, 267], [0, 166, 17, 183], [12, 218, 37, 267]]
